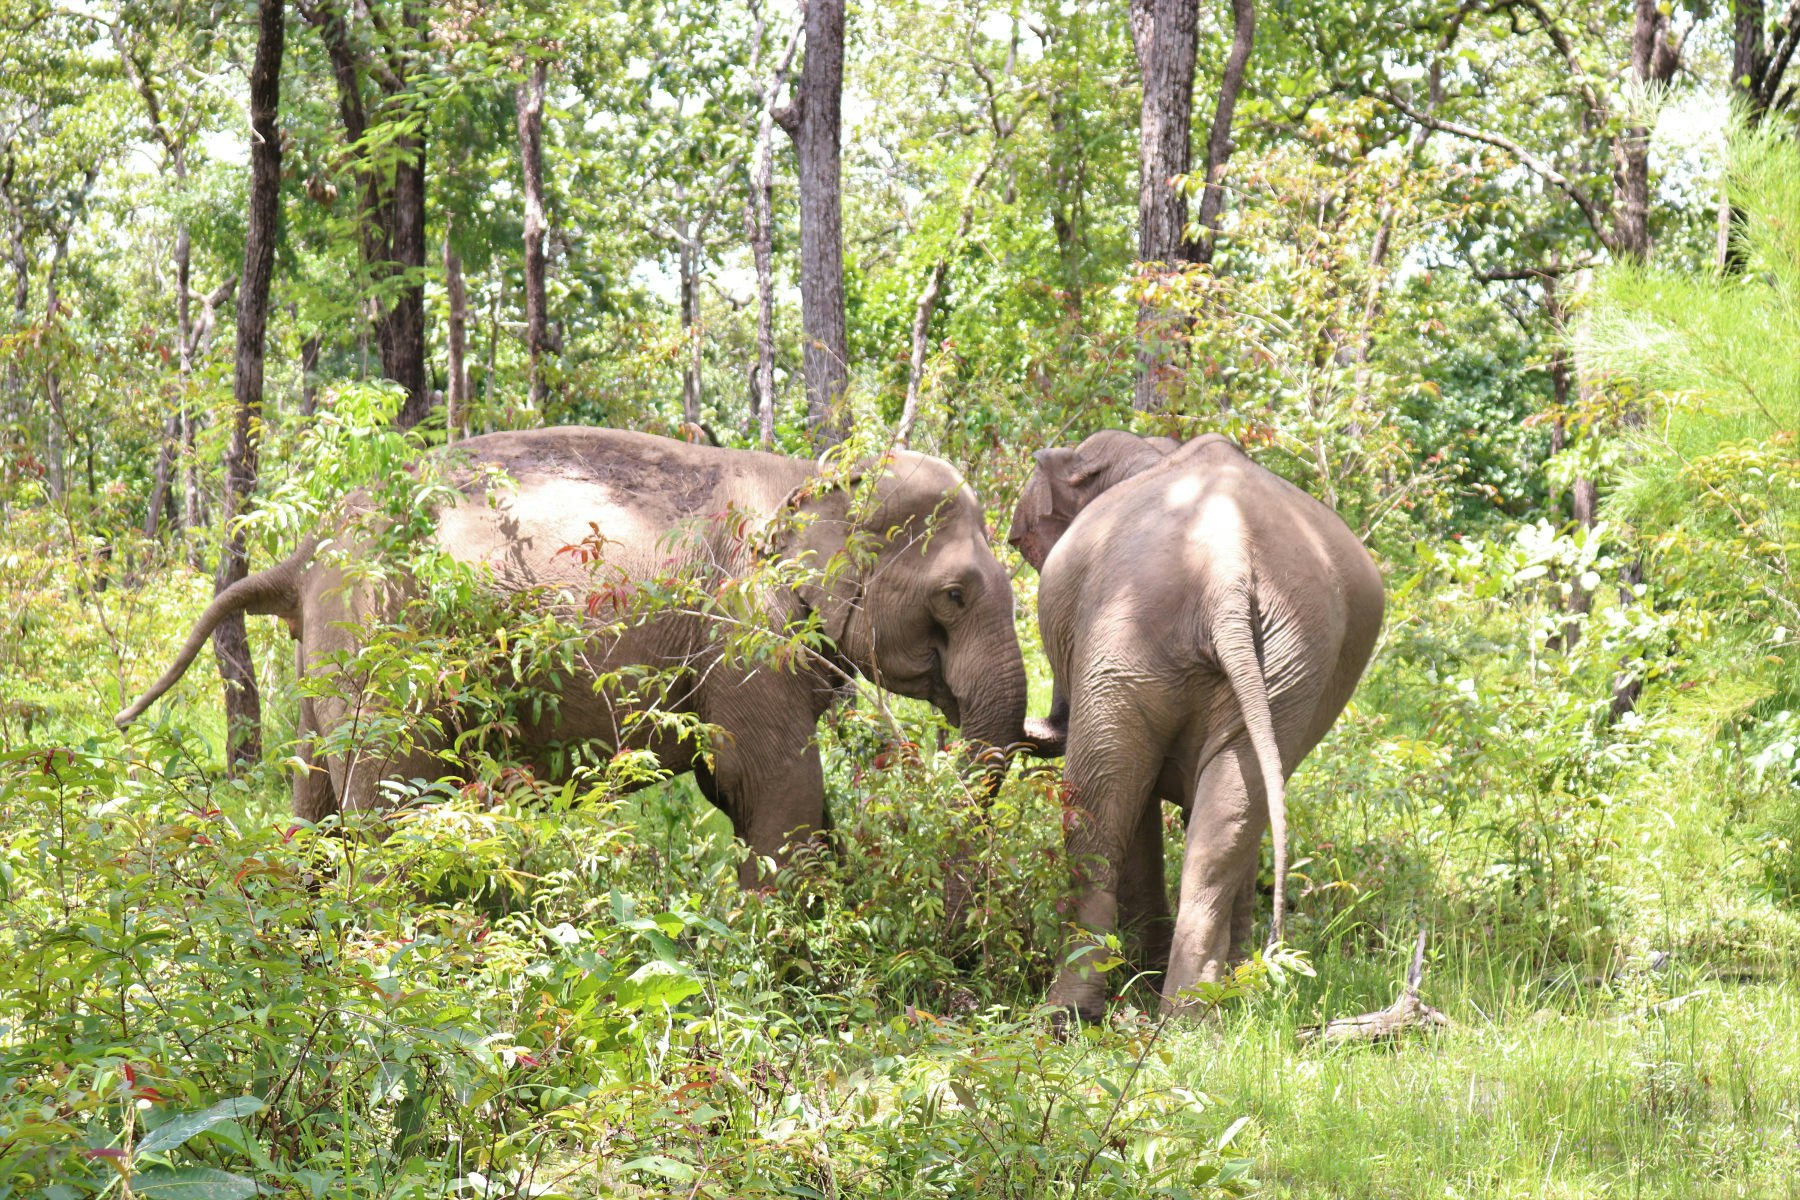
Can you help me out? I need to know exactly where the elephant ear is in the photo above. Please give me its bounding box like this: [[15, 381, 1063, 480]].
[[765, 465, 880, 650], [1031, 446, 1102, 522]]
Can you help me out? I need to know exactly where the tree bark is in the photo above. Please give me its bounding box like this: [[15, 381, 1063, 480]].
[[300, 331, 323, 417], [749, 7, 803, 448], [775, 0, 850, 448], [1131, 0, 1200, 412], [442, 228, 467, 441], [515, 56, 550, 412], [1190, 0, 1254, 267], [215, 0, 285, 770], [305, 0, 430, 428], [678, 228, 702, 426], [1613, 0, 1678, 264]]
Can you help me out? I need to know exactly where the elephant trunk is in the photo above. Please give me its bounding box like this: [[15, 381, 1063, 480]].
[[943, 611, 1030, 797]]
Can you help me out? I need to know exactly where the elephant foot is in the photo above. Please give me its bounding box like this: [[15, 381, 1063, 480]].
[[1046, 964, 1111, 1027], [1022, 715, 1067, 758]]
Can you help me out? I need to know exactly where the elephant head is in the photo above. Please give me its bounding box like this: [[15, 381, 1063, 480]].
[[781, 450, 1029, 781], [1008, 430, 1181, 570]]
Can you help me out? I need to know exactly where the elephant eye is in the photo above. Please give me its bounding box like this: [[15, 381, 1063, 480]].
[[947, 587, 965, 605]]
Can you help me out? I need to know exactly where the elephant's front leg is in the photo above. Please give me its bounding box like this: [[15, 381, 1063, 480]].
[[1162, 738, 1268, 1014], [1116, 795, 1173, 982], [1047, 701, 1167, 1023], [700, 686, 829, 888]]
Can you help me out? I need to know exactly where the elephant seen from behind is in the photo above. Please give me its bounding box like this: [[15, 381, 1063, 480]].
[[1009, 430, 1384, 1019]]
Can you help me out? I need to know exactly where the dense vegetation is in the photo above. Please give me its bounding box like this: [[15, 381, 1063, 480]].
[[3, 0, 1799, 1195]]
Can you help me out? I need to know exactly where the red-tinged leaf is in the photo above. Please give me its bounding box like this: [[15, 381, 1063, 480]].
[[517, 1052, 541, 1067], [134, 1087, 167, 1102], [123, 1064, 137, 1085]]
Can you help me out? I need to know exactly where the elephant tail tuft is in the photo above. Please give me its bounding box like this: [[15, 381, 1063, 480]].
[[1211, 580, 1290, 949], [114, 538, 318, 729]]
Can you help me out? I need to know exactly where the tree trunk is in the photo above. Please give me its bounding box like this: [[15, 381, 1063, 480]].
[[215, 0, 284, 771], [143, 411, 180, 538], [678, 230, 702, 426], [776, 0, 849, 448], [749, 8, 803, 448], [309, 0, 430, 429], [898, 140, 1008, 447], [516, 56, 550, 412], [300, 332, 323, 417], [443, 229, 467, 441], [1718, 0, 1794, 270], [1131, 0, 1200, 412], [384, 113, 429, 428], [1190, 0, 1254, 267]]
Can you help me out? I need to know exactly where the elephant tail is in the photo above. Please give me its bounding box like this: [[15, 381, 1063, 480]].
[[1212, 581, 1290, 949], [114, 538, 318, 729]]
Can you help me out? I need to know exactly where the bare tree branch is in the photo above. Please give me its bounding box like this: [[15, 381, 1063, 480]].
[[1382, 90, 1613, 251]]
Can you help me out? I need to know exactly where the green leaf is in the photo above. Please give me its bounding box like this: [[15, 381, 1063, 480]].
[[135, 1097, 266, 1156], [130, 1166, 261, 1200], [619, 1155, 694, 1181]]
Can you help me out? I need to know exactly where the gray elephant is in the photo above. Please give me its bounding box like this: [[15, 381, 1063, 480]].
[[117, 427, 1029, 885], [1008, 430, 1383, 1018]]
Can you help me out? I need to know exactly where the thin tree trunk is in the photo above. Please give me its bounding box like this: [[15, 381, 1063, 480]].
[[749, 7, 803, 448], [384, 116, 429, 427], [678, 230, 702, 426], [1595, 0, 1676, 715], [516, 56, 550, 412], [443, 228, 467, 441], [215, 0, 284, 770], [42, 235, 72, 501], [484, 271, 502, 433], [300, 332, 323, 416], [1190, 0, 1254, 268], [775, 0, 850, 448], [144, 411, 180, 538], [308, 0, 430, 429], [1131, 0, 1200, 412], [897, 142, 1007, 447]]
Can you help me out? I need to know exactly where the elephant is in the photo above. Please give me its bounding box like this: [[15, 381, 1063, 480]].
[[117, 427, 1029, 885], [1008, 430, 1383, 1019]]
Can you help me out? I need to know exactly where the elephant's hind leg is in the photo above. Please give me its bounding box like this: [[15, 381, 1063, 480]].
[[1162, 738, 1267, 1014], [1117, 797, 1174, 983]]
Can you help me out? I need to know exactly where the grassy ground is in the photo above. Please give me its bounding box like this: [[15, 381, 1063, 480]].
[[5, 514, 1800, 1198]]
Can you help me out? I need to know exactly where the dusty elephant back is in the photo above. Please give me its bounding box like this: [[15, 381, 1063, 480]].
[[427, 427, 811, 595], [1040, 437, 1382, 687]]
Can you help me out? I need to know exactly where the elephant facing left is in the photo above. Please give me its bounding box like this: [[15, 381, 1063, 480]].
[[116, 427, 1030, 884]]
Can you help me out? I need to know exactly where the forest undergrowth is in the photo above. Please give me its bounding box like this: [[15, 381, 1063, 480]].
[[4, 412, 1799, 1198]]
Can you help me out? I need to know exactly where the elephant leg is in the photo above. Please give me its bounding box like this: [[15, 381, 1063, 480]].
[[315, 695, 448, 820], [291, 695, 338, 822], [1228, 868, 1259, 964], [1116, 797, 1173, 983], [1047, 704, 1168, 1023], [1162, 738, 1267, 1015], [701, 692, 828, 888]]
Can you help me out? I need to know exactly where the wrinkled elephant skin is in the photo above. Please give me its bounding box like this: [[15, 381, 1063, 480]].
[[1009, 431, 1383, 1019], [119, 428, 1029, 885]]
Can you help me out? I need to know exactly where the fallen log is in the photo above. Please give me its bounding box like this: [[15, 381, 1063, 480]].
[[1298, 926, 1451, 1046]]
